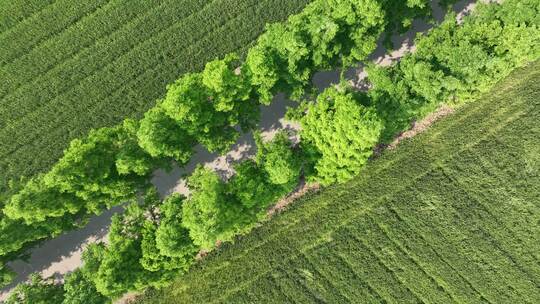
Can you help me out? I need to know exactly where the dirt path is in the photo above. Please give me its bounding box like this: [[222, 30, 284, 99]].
[[1, 0, 479, 300]]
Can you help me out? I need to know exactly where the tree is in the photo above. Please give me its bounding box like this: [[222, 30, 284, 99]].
[[182, 166, 248, 250], [88, 198, 171, 298], [89, 214, 150, 299], [255, 131, 301, 186], [154, 194, 198, 259], [160, 56, 258, 154], [42, 126, 147, 214], [5, 274, 64, 304], [367, 0, 540, 143], [137, 106, 196, 165], [247, 22, 311, 102], [63, 269, 109, 304], [136, 189, 198, 277], [115, 119, 166, 176], [379, 0, 431, 47], [82, 187, 197, 298], [245, 0, 386, 103], [292, 0, 386, 67], [0, 212, 82, 257], [227, 160, 276, 210], [80, 243, 105, 280], [3, 176, 84, 224], [4, 120, 162, 225], [297, 86, 383, 185], [201, 54, 254, 121], [139, 220, 196, 287]]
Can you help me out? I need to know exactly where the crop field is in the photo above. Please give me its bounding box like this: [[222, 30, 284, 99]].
[[138, 61, 540, 303], [0, 0, 310, 193]]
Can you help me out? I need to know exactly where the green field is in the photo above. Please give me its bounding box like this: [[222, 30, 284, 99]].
[[0, 0, 310, 192], [138, 61, 540, 303]]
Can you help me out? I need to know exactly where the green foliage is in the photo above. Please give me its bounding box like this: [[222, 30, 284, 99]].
[[63, 269, 109, 304], [159, 55, 258, 154], [246, 0, 386, 103], [0, 212, 82, 257], [139, 190, 198, 276], [80, 188, 198, 299], [5, 273, 64, 304], [154, 195, 198, 259], [43, 127, 142, 212], [255, 131, 301, 186], [137, 107, 195, 164], [182, 131, 303, 251], [368, 0, 540, 140], [3, 176, 83, 224], [5, 1, 540, 301], [379, 0, 432, 46], [0, 0, 437, 270], [115, 119, 165, 176], [134, 61, 540, 304], [4, 120, 159, 229], [298, 86, 383, 185], [181, 166, 247, 250], [90, 213, 151, 298], [0, 263, 16, 288], [228, 161, 277, 211]]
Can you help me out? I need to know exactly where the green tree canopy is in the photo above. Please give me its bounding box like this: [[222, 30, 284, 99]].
[[160, 55, 258, 154], [83, 188, 197, 298], [182, 166, 248, 250], [89, 213, 152, 299], [245, 0, 386, 103], [0, 212, 81, 257], [3, 176, 83, 224], [42, 123, 154, 214], [255, 131, 301, 186], [154, 194, 198, 259], [137, 106, 196, 165], [5, 274, 64, 304], [62, 269, 109, 304], [297, 86, 383, 185], [228, 160, 276, 211], [0, 263, 15, 289], [367, 0, 540, 140]]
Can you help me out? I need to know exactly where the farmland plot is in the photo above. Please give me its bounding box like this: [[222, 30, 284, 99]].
[[137, 61, 540, 303]]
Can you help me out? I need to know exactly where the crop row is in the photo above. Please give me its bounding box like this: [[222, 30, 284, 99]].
[[0, 0, 311, 193]]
